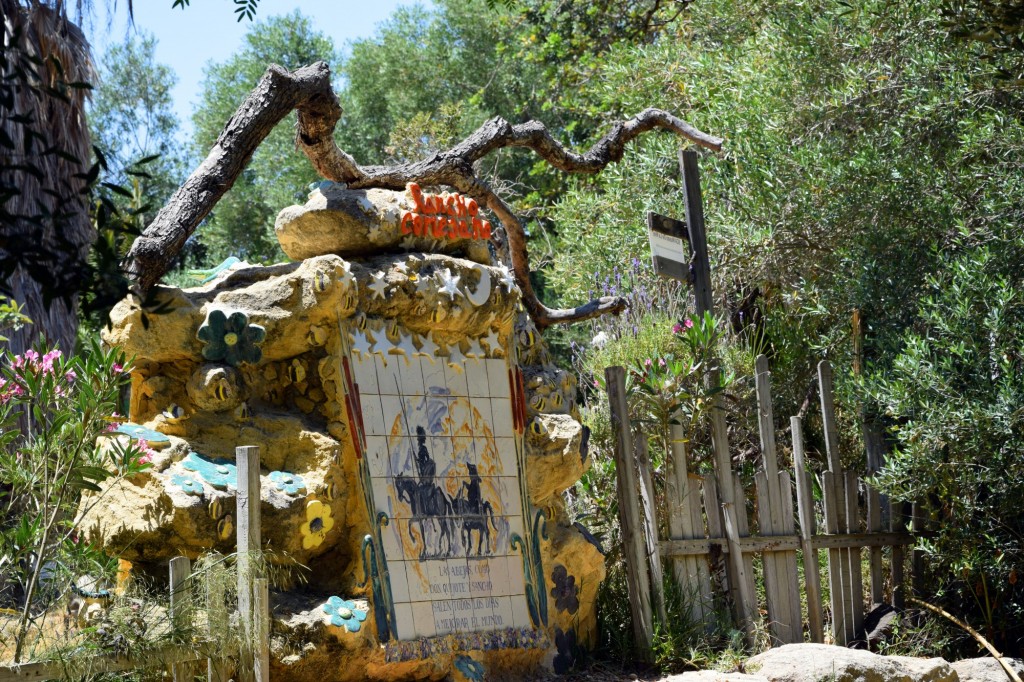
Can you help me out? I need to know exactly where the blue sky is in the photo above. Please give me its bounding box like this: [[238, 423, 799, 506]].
[[87, 0, 422, 139]]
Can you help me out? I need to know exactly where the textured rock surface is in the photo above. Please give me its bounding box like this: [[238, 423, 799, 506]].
[[746, 644, 957, 682], [952, 657, 1024, 682], [86, 237, 602, 680], [275, 183, 491, 264], [665, 672, 769, 682]]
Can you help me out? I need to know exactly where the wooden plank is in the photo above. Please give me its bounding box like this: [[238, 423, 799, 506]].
[[702, 477, 732, 606], [822, 471, 848, 646], [722, 500, 758, 643], [890, 499, 906, 610], [169, 556, 192, 682], [667, 424, 712, 625], [792, 416, 824, 643], [254, 578, 270, 682], [659, 532, 914, 557], [867, 484, 884, 606], [236, 445, 262, 682], [753, 354, 800, 644], [208, 562, 230, 682], [756, 470, 787, 644], [778, 472, 804, 642], [605, 366, 654, 658], [732, 477, 759, 643], [845, 472, 865, 638], [636, 434, 667, 626]]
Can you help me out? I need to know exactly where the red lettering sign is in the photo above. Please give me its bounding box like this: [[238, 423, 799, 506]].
[[400, 182, 491, 245]]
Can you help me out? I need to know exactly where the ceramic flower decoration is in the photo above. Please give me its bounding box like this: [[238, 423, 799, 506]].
[[453, 655, 485, 681], [300, 498, 335, 549], [197, 309, 266, 366], [182, 452, 237, 490], [322, 596, 367, 633], [269, 470, 307, 496]]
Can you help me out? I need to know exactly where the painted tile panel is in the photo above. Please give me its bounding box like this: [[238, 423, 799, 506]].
[[346, 319, 532, 641]]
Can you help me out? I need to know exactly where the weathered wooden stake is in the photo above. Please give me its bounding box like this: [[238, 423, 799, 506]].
[[236, 445, 262, 682], [636, 434, 668, 626], [169, 556, 192, 682], [792, 416, 824, 643], [666, 423, 713, 626], [605, 367, 654, 658], [207, 566, 229, 682], [254, 578, 270, 682]]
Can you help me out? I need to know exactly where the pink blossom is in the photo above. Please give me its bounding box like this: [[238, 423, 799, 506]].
[[39, 349, 61, 374], [64, 370, 77, 383], [136, 438, 157, 463], [659, 358, 666, 367], [112, 363, 124, 374], [593, 380, 599, 388], [644, 358, 652, 367], [672, 323, 683, 334], [684, 318, 694, 329]]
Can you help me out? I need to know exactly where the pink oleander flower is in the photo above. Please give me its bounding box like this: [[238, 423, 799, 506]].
[[64, 369, 77, 383], [112, 363, 124, 374], [659, 358, 666, 367], [136, 438, 157, 463], [644, 358, 653, 367], [39, 349, 61, 374], [672, 323, 683, 334], [683, 318, 694, 329]]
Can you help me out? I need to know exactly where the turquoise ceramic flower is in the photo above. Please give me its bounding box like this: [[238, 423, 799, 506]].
[[454, 655, 485, 681], [170, 473, 204, 496], [323, 596, 367, 633], [197, 309, 265, 366], [269, 470, 306, 496], [182, 452, 236, 490]]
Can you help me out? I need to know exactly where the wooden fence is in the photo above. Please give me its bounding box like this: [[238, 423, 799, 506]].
[[0, 446, 269, 682], [607, 357, 918, 657]]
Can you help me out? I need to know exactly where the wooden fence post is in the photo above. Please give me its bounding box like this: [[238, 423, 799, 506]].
[[236, 445, 261, 682], [753, 355, 802, 644], [636, 434, 668, 626], [605, 367, 654, 658], [890, 500, 907, 610], [169, 556, 192, 682], [679, 149, 755, 643], [666, 423, 714, 626], [791, 416, 824, 643], [254, 578, 270, 682]]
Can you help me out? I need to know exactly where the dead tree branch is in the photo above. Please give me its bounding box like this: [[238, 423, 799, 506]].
[[124, 61, 723, 328]]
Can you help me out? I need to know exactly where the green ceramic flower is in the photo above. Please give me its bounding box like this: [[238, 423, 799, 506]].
[[197, 309, 265, 366]]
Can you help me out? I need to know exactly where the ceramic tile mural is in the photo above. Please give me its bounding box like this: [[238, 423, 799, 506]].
[[344, 321, 532, 641]]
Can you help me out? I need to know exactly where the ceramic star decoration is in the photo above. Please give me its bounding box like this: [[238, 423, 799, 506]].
[[414, 333, 440, 361], [393, 261, 409, 274], [368, 271, 389, 299], [399, 235, 417, 251], [482, 329, 502, 355], [350, 329, 374, 358], [465, 339, 485, 363], [367, 223, 385, 243], [339, 261, 354, 286], [496, 263, 517, 290], [415, 273, 434, 295], [437, 268, 463, 301], [447, 344, 466, 373], [395, 332, 418, 366]]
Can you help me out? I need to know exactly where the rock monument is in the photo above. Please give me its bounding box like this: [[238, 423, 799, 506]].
[[83, 181, 605, 680]]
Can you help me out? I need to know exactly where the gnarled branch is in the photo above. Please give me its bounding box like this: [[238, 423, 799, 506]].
[[124, 61, 723, 328]]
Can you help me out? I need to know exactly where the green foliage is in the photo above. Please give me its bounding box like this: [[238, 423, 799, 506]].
[[867, 240, 1024, 649], [0, 341, 150, 662], [88, 33, 185, 223], [0, 297, 30, 342], [191, 11, 338, 264]]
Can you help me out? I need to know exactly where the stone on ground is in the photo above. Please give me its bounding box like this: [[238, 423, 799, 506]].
[[745, 643, 956, 682]]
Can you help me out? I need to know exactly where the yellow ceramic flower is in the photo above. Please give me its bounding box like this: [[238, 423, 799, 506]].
[[300, 499, 335, 549]]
